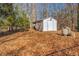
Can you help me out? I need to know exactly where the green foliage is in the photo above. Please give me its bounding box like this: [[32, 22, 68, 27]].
[[16, 17, 29, 27], [0, 19, 8, 30], [0, 4, 30, 32], [0, 4, 14, 18], [0, 19, 4, 26], [6, 16, 15, 26], [15, 11, 30, 30]]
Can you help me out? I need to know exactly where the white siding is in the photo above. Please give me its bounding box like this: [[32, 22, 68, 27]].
[[43, 17, 57, 31], [53, 19, 57, 31], [43, 20, 48, 31]]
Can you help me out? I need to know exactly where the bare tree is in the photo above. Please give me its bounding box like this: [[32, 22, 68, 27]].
[[31, 3, 36, 22], [77, 4, 79, 31], [43, 3, 48, 18], [26, 3, 33, 29], [26, 3, 37, 29], [57, 3, 77, 31], [65, 3, 77, 31]]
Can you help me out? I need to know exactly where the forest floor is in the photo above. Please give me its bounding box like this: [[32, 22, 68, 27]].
[[0, 30, 79, 56]]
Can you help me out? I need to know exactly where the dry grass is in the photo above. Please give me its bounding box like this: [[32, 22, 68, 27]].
[[0, 30, 79, 56]]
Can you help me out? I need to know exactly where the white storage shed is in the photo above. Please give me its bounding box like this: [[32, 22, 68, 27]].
[[34, 17, 57, 31]]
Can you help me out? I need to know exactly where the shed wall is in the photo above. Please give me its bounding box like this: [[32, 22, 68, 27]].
[[43, 18, 57, 31]]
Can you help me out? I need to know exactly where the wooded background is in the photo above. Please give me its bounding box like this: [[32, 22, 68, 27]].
[[0, 3, 78, 32]]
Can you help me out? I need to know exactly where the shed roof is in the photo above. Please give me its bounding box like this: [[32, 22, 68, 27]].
[[33, 17, 56, 24]]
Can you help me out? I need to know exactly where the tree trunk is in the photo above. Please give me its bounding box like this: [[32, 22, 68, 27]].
[[9, 26, 14, 32]]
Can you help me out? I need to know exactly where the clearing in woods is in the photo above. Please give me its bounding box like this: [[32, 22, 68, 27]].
[[0, 30, 79, 56]]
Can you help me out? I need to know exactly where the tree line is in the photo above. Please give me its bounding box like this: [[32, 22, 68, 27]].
[[0, 4, 30, 33], [0, 3, 79, 33]]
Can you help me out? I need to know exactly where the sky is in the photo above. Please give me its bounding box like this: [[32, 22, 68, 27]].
[[36, 3, 65, 19]]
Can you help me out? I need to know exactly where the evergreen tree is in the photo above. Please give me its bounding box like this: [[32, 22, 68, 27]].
[[0, 3, 14, 18]]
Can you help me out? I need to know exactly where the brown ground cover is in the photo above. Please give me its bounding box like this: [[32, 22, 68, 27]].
[[0, 30, 78, 56]]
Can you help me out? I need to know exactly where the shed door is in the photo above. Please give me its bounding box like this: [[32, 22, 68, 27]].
[[43, 20, 57, 31], [48, 21, 53, 31]]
